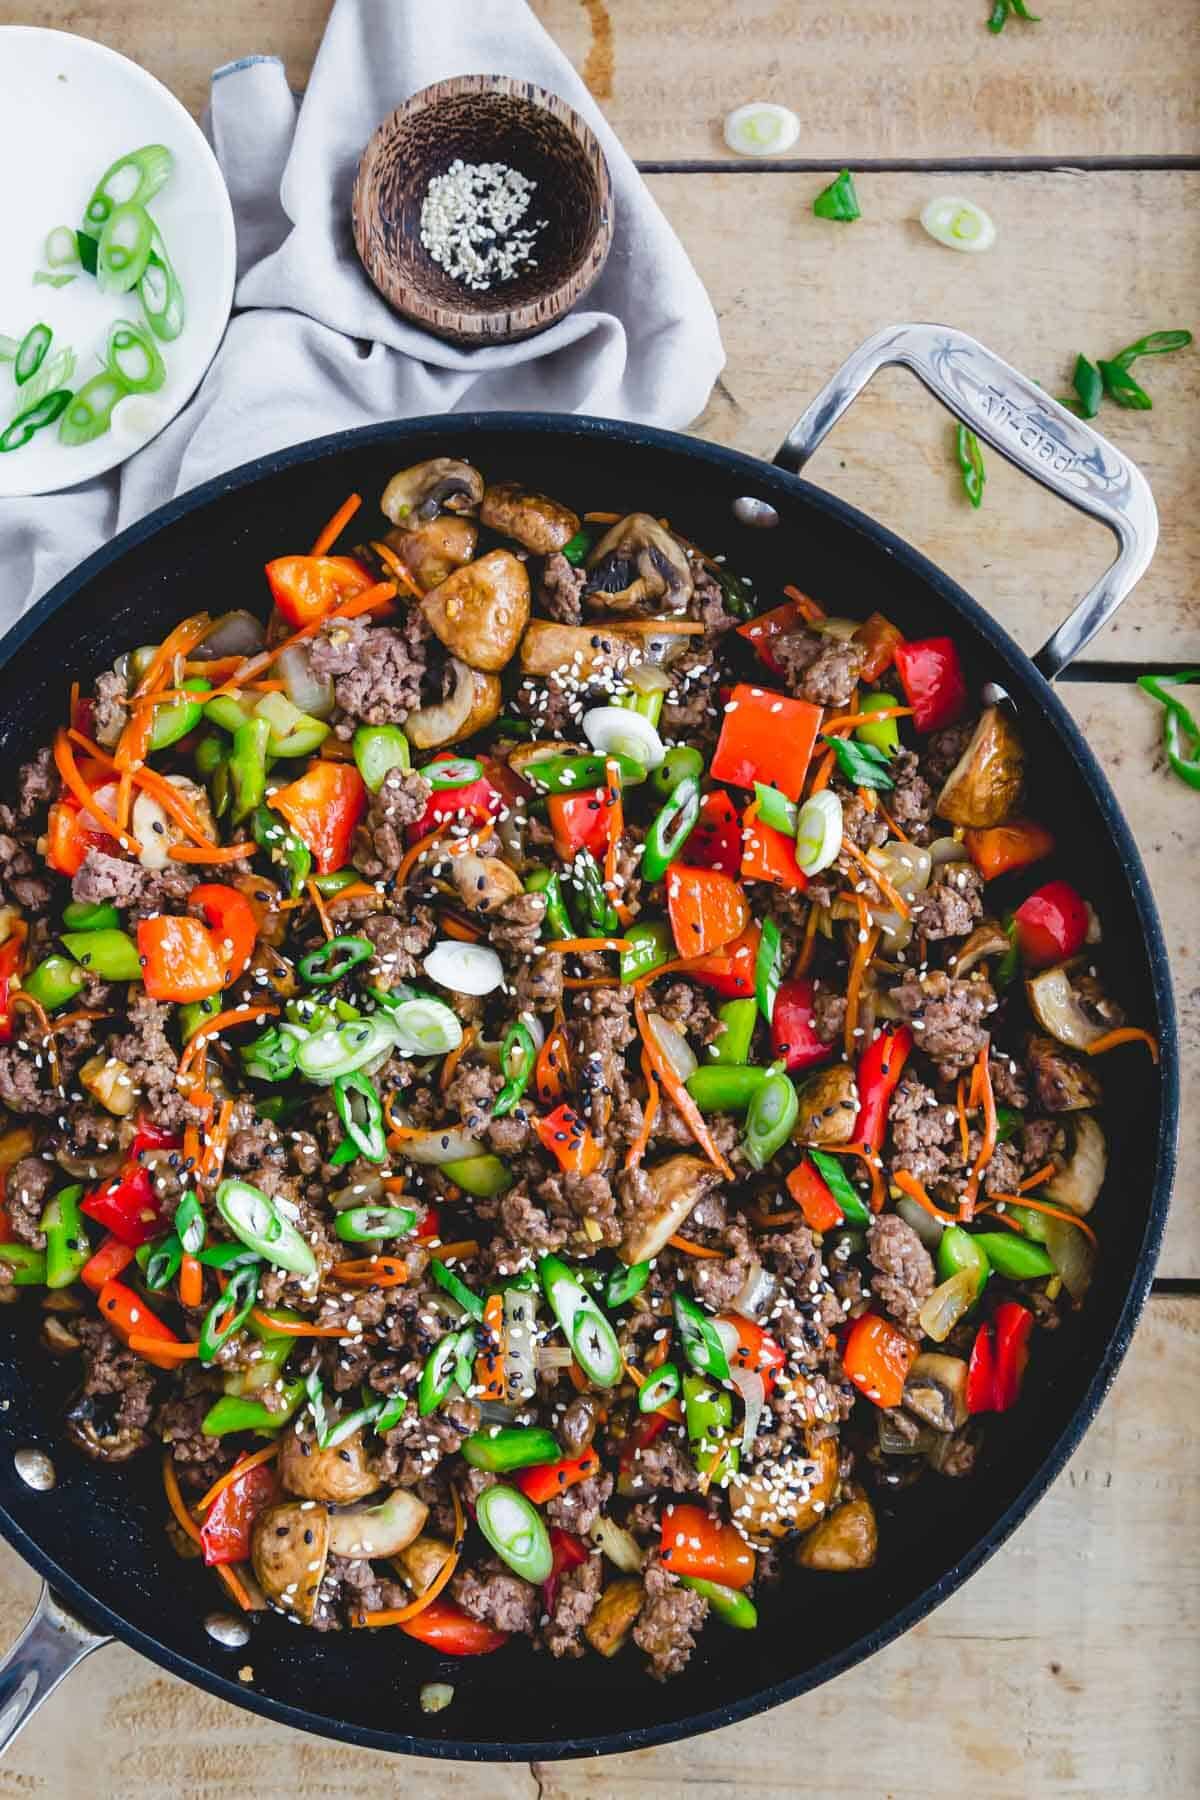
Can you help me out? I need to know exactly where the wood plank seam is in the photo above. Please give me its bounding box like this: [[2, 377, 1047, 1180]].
[[637, 156, 1200, 174]]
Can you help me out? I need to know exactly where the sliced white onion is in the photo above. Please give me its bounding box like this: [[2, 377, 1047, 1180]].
[[917, 1270, 976, 1343], [582, 705, 666, 771], [896, 1195, 945, 1250], [731, 1367, 766, 1455], [388, 997, 463, 1057], [424, 940, 504, 996], [724, 102, 800, 158], [730, 1259, 778, 1322], [795, 791, 843, 876], [396, 1126, 485, 1165], [535, 1345, 575, 1372], [929, 836, 964, 867], [589, 1514, 645, 1574], [811, 615, 859, 641], [646, 1011, 698, 1082], [476, 1399, 519, 1426], [277, 642, 335, 719], [1045, 1216, 1096, 1302], [626, 663, 673, 696], [193, 610, 266, 661], [920, 195, 997, 254]]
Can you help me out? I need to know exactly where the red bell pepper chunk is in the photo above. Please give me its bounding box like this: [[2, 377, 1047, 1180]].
[[534, 1105, 603, 1178], [665, 864, 750, 959], [200, 1457, 280, 1566], [735, 599, 807, 677], [131, 1121, 184, 1155], [0, 935, 25, 1044], [44, 779, 123, 877], [660, 1502, 756, 1590], [992, 1301, 1034, 1412], [189, 883, 258, 985], [771, 977, 833, 1073], [82, 1162, 167, 1248], [842, 1311, 918, 1409], [397, 1598, 508, 1655], [413, 1204, 442, 1241], [853, 1026, 914, 1154], [785, 1158, 844, 1234], [893, 636, 968, 733], [853, 612, 903, 682], [271, 761, 367, 875], [710, 684, 822, 801], [412, 756, 506, 841], [966, 1320, 997, 1415], [265, 554, 373, 630], [679, 923, 760, 999], [544, 1526, 589, 1611], [740, 801, 809, 892], [96, 1277, 182, 1369], [137, 914, 227, 1004], [80, 1233, 135, 1291], [546, 788, 610, 862], [516, 1448, 602, 1506], [1012, 879, 1088, 968], [719, 1315, 786, 1396], [618, 1411, 667, 1480], [963, 819, 1055, 882], [681, 789, 741, 877]]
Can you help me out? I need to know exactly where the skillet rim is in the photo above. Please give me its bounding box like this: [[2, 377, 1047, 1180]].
[[0, 412, 1179, 1760]]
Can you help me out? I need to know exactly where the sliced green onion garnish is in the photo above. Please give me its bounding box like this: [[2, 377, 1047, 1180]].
[[105, 319, 166, 394], [723, 102, 800, 158], [476, 1483, 553, 1585], [956, 424, 986, 508], [0, 389, 72, 456], [794, 789, 843, 876], [58, 371, 130, 448], [424, 755, 483, 789], [83, 144, 174, 230], [45, 226, 80, 268], [539, 1254, 622, 1388], [919, 195, 997, 254], [813, 169, 861, 222], [139, 228, 185, 341], [216, 1178, 318, 1278], [638, 1362, 681, 1413], [97, 202, 155, 296], [14, 323, 52, 387]]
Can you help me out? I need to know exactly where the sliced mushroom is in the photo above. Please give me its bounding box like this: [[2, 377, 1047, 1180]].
[[902, 1353, 969, 1433], [382, 515, 478, 592], [519, 619, 644, 681], [451, 853, 524, 914], [619, 1154, 724, 1265], [480, 481, 580, 556], [251, 1500, 331, 1623], [277, 1423, 380, 1503], [1041, 1113, 1107, 1215], [583, 1576, 645, 1657], [41, 1315, 82, 1356], [583, 514, 693, 615], [795, 1497, 877, 1571], [948, 919, 1011, 979], [65, 1392, 149, 1462], [729, 1435, 838, 1546], [79, 1052, 136, 1117], [327, 1487, 428, 1559], [1026, 961, 1121, 1051], [381, 459, 484, 526], [794, 1065, 860, 1145], [936, 706, 1024, 827], [133, 775, 215, 871], [1025, 1032, 1103, 1114], [406, 660, 501, 751], [421, 550, 530, 673], [397, 1533, 455, 1596]]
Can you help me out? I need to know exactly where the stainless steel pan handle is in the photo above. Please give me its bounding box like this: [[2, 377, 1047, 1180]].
[[0, 1585, 111, 1754], [773, 324, 1158, 678]]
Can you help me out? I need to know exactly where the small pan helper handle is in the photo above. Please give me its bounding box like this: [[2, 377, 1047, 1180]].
[[773, 324, 1158, 679], [0, 1584, 111, 1755]]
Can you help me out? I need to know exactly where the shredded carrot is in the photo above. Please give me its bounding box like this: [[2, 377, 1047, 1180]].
[[983, 1193, 1099, 1245], [214, 1563, 255, 1612], [184, 655, 244, 680], [893, 1168, 960, 1226], [436, 913, 479, 944], [200, 1098, 235, 1184], [668, 1234, 723, 1258], [625, 1050, 659, 1171], [584, 510, 621, 524], [368, 539, 424, 601], [635, 992, 734, 1180], [248, 1310, 350, 1339], [327, 881, 382, 909], [562, 975, 621, 990], [823, 705, 914, 732], [195, 1442, 281, 1515], [329, 1257, 408, 1288], [355, 1485, 464, 1627], [961, 1044, 996, 1220], [645, 1334, 671, 1372], [1019, 1162, 1057, 1193], [841, 839, 910, 921], [207, 580, 397, 697], [162, 1451, 203, 1546], [545, 937, 633, 955], [47, 1007, 108, 1035], [130, 1335, 200, 1360], [593, 616, 705, 636], [746, 1204, 806, 1229], [133, 613, 213, 699], [821, 1142, 887, 1214], [808, 746, 836, 797], [956, 1078, 971, 1165], [794, 903, 820, 978], [52, 729, 141, 853], [858, 785, 877, 814], [844, 897, 880, 1059], [567, 1359, 590, 1393], [9, 990, 52, 1037], [306, 878, 334, 941], [394, 824, 457, 891], [68, 678, 80, 724], [439, 1024, 476, 1094], [427, 1240, 480, 1262], [782, 584, 826, 623], [169, 840, 256, 863], [178, 1004, 278, 1075], [179, 1254, 203, 1310], [476, 1292, 506, 1403], [1084, 1026, 1159, 1063], [311, 491, 362, 556]]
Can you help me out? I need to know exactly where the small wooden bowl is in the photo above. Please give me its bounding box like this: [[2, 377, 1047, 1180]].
[[352, 75, 614, 349]]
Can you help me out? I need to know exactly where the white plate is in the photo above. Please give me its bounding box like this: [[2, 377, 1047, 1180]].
[[0, 27, 235, 498]]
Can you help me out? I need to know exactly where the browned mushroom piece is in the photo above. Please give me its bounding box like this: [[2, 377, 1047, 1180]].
[[936, 706, 1025, 827], [947, 919, 1012, 979], [1025, 1033, 1103, 1113], [618, 1154, 724, 1264], [583, 1577, 645, 1657], [795, 1496, 878, 1571], [450, 853, 524, 913], [582, 514, 693, 614], [902, 1353, 969, 1433], [251, 1500, 331, 1622], [729, 1435, 839, 1546], [277, 1422, 381, 1503], [326, 1488, 428, 1559], [64, 1392, 150, 1463], [480, 481, 581, 556], [793, 1064, 860, 1145], [1026, 960, 1123, 1051], [422, 550, 531, 672], [1041, 1114, 1107, 1215], [382, 514, 479, 592], [519, 619, 644, 682], [396, 1533, 455, 1596], [406, 660, 502, 751], [381, 459, 484, 526]]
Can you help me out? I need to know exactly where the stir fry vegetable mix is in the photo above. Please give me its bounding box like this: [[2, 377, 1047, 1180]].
[[0, 467, 1153, 1676]]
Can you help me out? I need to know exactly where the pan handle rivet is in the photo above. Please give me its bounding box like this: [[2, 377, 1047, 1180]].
[[205, 1611, 252, 1649], [732, 496, 779, 528], [13, 1448, 56, 1491]]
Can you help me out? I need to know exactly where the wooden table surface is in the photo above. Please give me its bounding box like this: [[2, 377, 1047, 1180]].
[[1, 2, 1197, 1794]]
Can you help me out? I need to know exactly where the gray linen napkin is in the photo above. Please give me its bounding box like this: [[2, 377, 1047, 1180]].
[[1, 0, 724, 621]]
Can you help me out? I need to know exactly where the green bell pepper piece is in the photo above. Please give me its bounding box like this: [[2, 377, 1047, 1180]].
[[40, 1185, 88, 1290], [651, 745, 704, 800], [253, 803, 311, 897], [230, 716, 271, 822], [440, 1154, 514, 1199], [679, 1576, 758, 1628], [0, 1244, 48, 1284], [461, 1426, 562, 1473], [524, 866, 574, 941], [855, 691, 901, 756], [203, 693, 254, 734], [201, 1382, 305, 1437], [620, 920, 673, 984], [194, 731, 226, 780], [353, 724, 411, 793], [149, 677, 210, 752], [937, 1225, 990, 1296], [683, 1372, 738, 1482], [60, 928, 141, 982], [969, 1232, 1056, 1280], [642, 774, 701, 882], [1001, 1202, 1049, 1243], [178, 993, 222, 1043], [61, 901, 120, 932], [22, 954, 85, 1011], [685, 1065, 769, 1113], [742, 1067, 799, 1169], [705, 997, 758, 1066]]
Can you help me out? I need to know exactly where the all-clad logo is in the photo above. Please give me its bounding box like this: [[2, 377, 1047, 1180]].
[[979, 388, 1079, 474]]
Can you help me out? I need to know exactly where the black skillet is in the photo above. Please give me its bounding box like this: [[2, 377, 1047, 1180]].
[[0, 327, 1178, 1759]]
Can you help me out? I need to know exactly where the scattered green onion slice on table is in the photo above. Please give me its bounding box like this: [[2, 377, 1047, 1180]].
[[1137, 673, 1200, 790], [812, 169, 861, 222], [1069, 354, 1104, 420], [988, 0, 1040, 30], [475, 1482, 553, 1585], [794, 789, 844, 875], [723, 102, 800, 158], [1097, 359, 1153, 410], [956, 423, 987, 508], [919, 195, 996, 253]]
